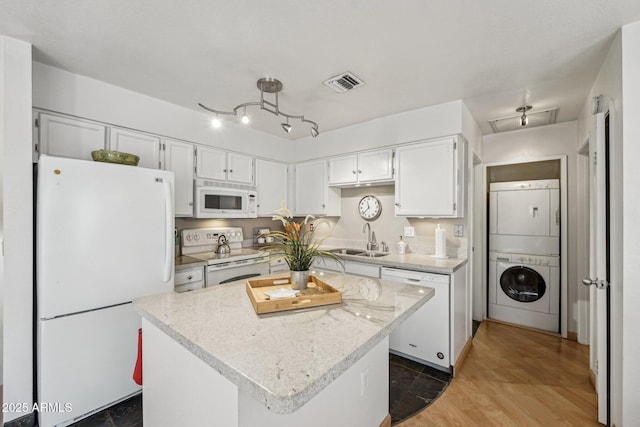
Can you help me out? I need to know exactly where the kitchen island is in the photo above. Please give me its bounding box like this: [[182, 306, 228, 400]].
[[133, 272, 434, 427]]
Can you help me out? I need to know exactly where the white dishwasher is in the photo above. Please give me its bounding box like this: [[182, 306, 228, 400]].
[[381, 266, 451, 371]]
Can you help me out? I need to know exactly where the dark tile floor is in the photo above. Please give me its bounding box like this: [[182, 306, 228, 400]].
[[389, 354, 452, 425], [70, 395, 142, 427]]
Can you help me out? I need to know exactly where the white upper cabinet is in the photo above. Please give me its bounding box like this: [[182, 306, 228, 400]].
[[163, 139, 195, 217], [227, 152, 254, 184], [255, 159, 287, 216], [196, 146, 227, 181], [196, 146, 254, 184], [109, 127, 161, 169], [328, 148, 394, 186], [37, 112, 107, 161], [395, 136, 465, 218], [293, 159, 341, 216]]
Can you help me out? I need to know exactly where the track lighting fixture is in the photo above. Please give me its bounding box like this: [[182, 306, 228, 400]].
[[281, 116, 292, 133], [198, 77, 320, 138], [516, 105, 532, 127]]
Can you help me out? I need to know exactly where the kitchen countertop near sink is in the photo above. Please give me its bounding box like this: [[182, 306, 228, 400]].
[[322, 246, 467, 274], [175, 255, 207, 272]]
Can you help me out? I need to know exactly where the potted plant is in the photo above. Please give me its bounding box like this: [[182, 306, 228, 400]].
[[265, 202, 341, 290]]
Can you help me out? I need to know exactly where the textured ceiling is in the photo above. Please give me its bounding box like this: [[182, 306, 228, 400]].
[[2, 0, 640, 139]]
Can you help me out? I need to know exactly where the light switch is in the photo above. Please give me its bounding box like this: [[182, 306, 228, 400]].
[[403, 226, 415, 237]]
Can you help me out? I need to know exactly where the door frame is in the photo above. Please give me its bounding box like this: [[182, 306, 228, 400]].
[[480, 155, 568, 338]]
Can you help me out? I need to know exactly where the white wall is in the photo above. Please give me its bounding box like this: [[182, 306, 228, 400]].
[[32, 63, 294, 162], [1, 36, 34, 422], [292, 100, 465, 161], [482, 122, 579, 334], [576, 29, 623, 425], [621, 22, 640, 426]]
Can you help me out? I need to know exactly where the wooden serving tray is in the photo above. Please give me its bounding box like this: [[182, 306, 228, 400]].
[[246, 275, 342, 314]]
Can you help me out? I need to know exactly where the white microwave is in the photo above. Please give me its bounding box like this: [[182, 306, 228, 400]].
[[194, 179, 257, 218]]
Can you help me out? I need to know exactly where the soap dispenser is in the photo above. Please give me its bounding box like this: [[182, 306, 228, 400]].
[[396, 236, 407, 255]]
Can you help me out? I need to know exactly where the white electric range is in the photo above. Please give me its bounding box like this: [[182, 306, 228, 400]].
[[181, 227, 269, 286]]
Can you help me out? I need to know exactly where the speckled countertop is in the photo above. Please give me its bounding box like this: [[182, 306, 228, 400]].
[[323, 247, 467, 274], [133, 272, 434, 414], [174, 255, 207, 272]]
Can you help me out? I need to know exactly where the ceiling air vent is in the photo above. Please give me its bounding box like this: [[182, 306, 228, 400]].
[[323, 72, 365, 93]]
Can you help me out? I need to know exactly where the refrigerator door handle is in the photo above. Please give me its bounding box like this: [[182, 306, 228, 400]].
[[163, 180, 173, 282]]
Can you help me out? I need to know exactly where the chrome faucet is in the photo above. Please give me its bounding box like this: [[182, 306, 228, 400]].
[[362, 223, 378, 251]]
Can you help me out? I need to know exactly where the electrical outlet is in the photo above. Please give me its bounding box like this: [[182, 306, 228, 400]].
[[454, 224, 464, 237], [360, 368, 369, 396], [403, 226, 415, 237]]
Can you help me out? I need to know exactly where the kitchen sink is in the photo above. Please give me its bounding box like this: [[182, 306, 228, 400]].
[[328, 248, 389, 258], [329, 248, 365, 255], [357, 252, 388, 258]]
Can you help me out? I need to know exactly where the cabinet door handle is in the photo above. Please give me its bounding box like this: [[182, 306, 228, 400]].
[[357, 169, 362, 173], [189, 202, 193, 206], [229, 169, 233, 173], [187, 275, 193, 280], [352, 170, 357, 174], [395, 202, 401, 207], [223, 169, 227, 173]]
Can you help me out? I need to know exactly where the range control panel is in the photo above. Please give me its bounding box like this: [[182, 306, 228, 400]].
[[182, 227, 244, 247]]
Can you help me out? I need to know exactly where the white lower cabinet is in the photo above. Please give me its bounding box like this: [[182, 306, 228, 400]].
[[344, 260, 379, 278], [175, 267, 204, 293], [311, 256, 343, 273]]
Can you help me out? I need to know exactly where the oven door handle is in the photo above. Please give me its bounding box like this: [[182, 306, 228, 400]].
[[219, 273, 263, 285]]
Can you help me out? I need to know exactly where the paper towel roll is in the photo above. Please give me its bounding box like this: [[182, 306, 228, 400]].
[[435, 224, 447, 258]]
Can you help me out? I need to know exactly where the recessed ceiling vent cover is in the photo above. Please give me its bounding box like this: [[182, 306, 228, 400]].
[[323, 72, 365, 93], [489, 108, 559, 133]]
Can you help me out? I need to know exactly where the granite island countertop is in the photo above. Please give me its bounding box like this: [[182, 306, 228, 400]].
[[133, 272, 434, 414]]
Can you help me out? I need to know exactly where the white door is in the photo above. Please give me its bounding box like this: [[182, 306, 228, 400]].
[[328, 154, 358, 185], [37, 156, 174, 319], [255, 159, 287, 216], [164, 139, 195, 217], [227, 152, 254, 184], [358, 148, 393, 183], [583, 111, 608, 425], [38, 113, 106, 161], [196, 146, 227, 180], [110, 127, 161, 169], [294, 160, 326, 215]]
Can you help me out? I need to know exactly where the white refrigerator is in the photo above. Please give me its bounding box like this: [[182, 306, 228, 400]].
[[36, 155, 174, 426]]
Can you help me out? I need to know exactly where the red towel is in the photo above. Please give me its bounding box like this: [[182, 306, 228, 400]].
[[133, 328, 143, 385]]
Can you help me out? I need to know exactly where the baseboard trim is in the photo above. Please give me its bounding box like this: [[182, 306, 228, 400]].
[[486, 318, 561, 338], [379, 413, 391, 427], [452, 337, 473, 377]]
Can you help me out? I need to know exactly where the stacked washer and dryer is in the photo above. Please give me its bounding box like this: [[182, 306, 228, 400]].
[[488, 179, 560, 333]]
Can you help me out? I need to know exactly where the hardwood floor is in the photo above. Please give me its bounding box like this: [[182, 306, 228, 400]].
[[398, 321, 600, 426]]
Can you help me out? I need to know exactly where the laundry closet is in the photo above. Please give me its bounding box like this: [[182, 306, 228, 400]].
[[487, 160, 561, 333]]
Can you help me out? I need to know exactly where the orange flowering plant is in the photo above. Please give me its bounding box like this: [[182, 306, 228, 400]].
[[265, 202, 341, 271]]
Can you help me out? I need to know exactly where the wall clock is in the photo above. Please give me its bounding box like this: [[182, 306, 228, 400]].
[[358, 195, 382, 221]]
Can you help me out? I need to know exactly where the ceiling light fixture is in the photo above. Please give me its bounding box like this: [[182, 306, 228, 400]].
[[281, 116, 292, 133], [516, 105, 532, 127], [211, 115, 221, 128], [198, 77, 320, 138]]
